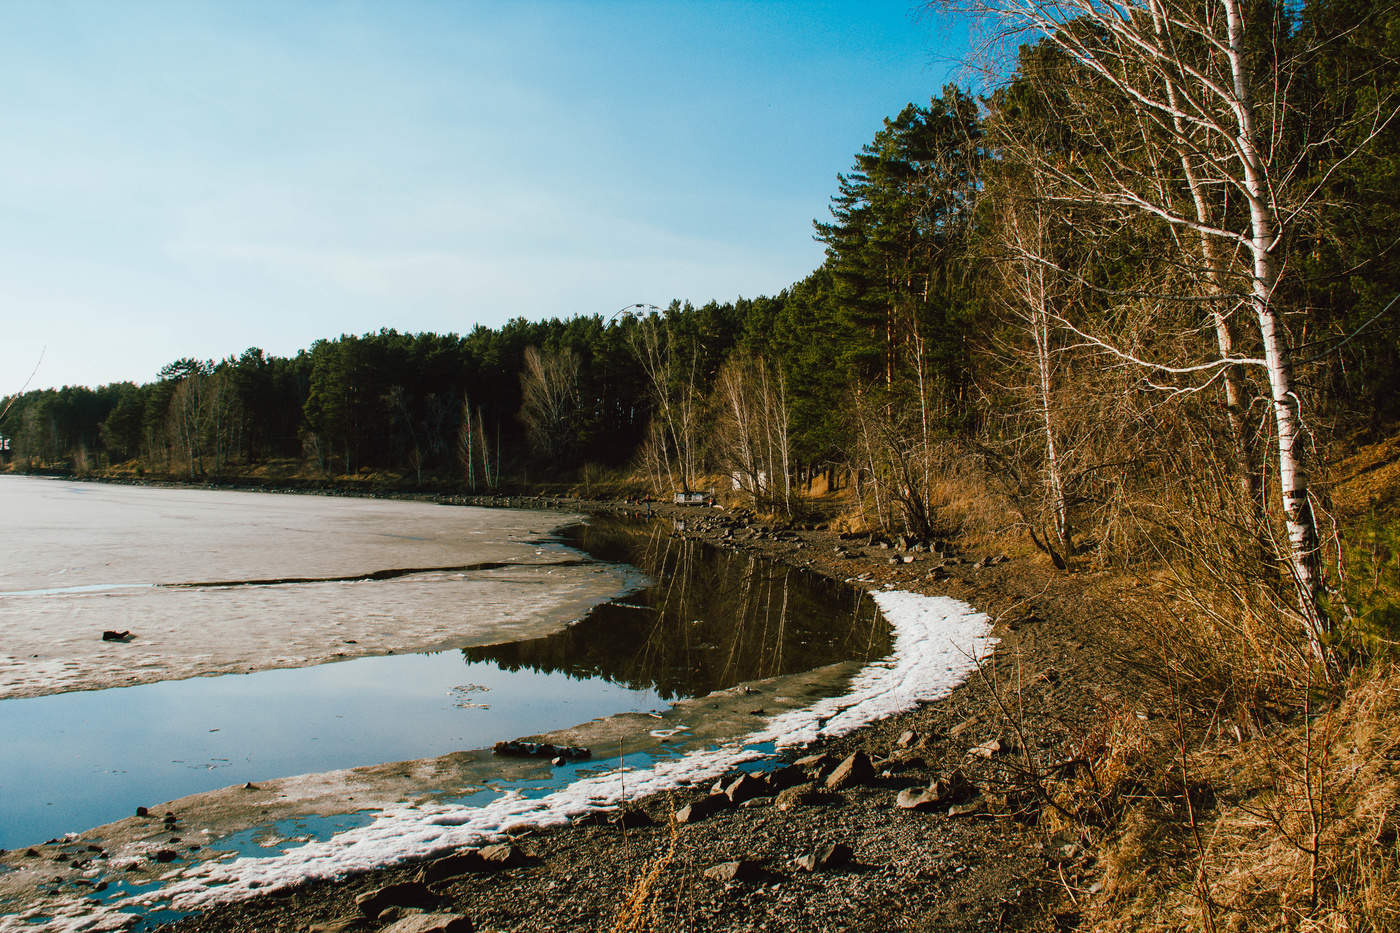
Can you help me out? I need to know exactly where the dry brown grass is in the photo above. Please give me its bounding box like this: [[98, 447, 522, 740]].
[[1041, 709, 1156, 839], [608, 813, 681, 933], [926, 466, 1029, 553], [826, 445, 1029, 555], [1088, 666, 1400, 933], [1327, 433, 1400, 522]]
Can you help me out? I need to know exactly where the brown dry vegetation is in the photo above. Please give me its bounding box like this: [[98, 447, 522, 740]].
[[1080, 666, 1400, 933], [1025, 434, 1400, 932], [693, 418, 1400, 931], [781, 417, 1400, 931]]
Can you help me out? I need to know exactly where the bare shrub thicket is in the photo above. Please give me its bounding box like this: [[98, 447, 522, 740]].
[[625, 309, 703, 495], [1085, 666, 1400, 932], [709, 354, 793, 514], [518, 345, 582, 464]]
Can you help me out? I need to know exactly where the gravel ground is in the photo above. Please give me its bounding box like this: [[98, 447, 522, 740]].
[[163, 497, 1138, 933]]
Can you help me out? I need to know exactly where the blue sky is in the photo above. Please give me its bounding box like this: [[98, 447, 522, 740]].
[[1, 1, 971, 391]]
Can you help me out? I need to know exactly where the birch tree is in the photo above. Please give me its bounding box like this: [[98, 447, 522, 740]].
[[948, 0, 1390, 660], [622, 306, 703, 493], [517, 345, 582, 464], [988, 192, 1074, 564], [457, 396, 476, 489], [712, 354, 793, 514]]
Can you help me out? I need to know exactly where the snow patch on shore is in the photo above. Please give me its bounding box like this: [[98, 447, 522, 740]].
[[31, 590, 993, 929]]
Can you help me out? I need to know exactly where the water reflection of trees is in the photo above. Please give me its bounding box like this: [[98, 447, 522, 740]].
[[461, 519, 892, 700]]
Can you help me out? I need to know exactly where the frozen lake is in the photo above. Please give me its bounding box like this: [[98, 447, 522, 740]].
[[0, 476, 632, 700]]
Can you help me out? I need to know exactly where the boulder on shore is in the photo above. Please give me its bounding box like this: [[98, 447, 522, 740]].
[[675, 793, 730, 824], [355, 881, 441, 918], [417, 850, 487, 884], [724, 773, 768, 805], [825, 751, 875, 790], [794, 842, 853, 872], [380, 914, 474, 933], [776, 783, 839, 811], [702, 859, 766, 883], [478, 843, 527, 868]]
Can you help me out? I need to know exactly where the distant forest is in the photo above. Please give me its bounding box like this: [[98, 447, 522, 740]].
[[4, 0, 1397, 648]]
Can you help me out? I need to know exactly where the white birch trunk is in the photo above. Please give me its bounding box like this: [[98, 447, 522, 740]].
[[1222, 0, 1328, 657]]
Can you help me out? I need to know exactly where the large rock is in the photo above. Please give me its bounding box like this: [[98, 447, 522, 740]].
[[895, 787, 942, 812], [377, 908, 427, 924], [675, 793, 730, 824], [417, 849, 486, 884], [764, 764, 806, 792], [355, 881, 441, 918], [793, 753, 835, 781], [702, 859, 766, 883], [380, 914, 473, 933], [825, 751, 875, 790], [895, 769, 975, 812], [775, 783, 837, 811], [724, 773, 768, 805], [794, 842, 852, 872], [478, 843, 526, 868]]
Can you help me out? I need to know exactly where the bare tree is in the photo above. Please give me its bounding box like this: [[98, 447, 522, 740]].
[[457, 396, 476, 489], [712, 354, 793, 514], [517, 345, 581, 463], [988, 193, 1074, 564], [456, 394, 498, 491], [167, 367, 211, 478], [849, 385, 946, 539], [622, 306, 703, 493]]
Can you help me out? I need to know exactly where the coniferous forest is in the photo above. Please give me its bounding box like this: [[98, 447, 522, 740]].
[[4, 1, 1400, 925]]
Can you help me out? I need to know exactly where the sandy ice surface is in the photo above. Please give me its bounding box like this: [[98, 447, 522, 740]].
[[46, 588, 991, 930], [0, 477, 634, 700]]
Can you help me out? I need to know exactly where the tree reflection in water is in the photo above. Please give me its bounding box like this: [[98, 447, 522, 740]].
[[462, 518, 891, 700]]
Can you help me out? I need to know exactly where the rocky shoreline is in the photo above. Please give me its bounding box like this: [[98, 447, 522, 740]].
[[147, 495, 1134, 933], [0, 477, 1138, 931]]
